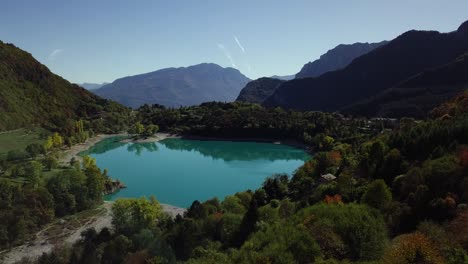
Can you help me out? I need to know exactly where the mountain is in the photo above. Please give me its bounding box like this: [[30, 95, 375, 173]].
[[78, 82, 109, 90], [236, 78, 285, 104], [94, 63, 251, 108], [264, 20, 468, 113], [0, 41, 127, 131], [270, 75, 295, 81], [237, 42, 387, 104], [344, 52, 468, 118], [295, 41, 388, 79]]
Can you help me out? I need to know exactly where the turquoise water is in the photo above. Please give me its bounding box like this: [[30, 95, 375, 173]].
[[82, 137, 310, 208]]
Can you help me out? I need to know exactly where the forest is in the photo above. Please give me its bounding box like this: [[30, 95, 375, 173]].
[[0, 92, 464, 263]]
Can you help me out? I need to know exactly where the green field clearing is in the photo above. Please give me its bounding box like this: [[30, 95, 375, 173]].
[[0, 128, 49, 159]]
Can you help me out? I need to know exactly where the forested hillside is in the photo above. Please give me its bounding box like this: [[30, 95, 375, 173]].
[[345, 52, 468, 117], [0, 41, 130, 132]]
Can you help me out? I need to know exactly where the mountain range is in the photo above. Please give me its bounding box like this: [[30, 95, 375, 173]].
[[237, 41, 388, 105], [264, 20, 468, 116], [93, 63, 250, 108]]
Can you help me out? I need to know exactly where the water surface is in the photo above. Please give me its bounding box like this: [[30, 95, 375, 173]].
[[83, 137, 310, 208]]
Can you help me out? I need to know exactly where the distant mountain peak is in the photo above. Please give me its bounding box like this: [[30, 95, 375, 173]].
[[295, 41, 388, 79], [94, 63, 250, 108]]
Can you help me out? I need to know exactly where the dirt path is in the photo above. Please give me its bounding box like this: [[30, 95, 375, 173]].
[[0, 201, 186, 264], [0, 202, 113, 264]]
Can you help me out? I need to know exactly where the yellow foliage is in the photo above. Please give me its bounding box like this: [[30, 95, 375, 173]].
[[383, 232, 444, 264]]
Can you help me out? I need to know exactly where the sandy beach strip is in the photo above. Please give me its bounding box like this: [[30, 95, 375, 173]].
[[58, 132, 181, 165]]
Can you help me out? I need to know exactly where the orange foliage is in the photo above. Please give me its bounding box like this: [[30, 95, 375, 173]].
[[443, 193, 457, 209], [213, 211, 224, 221], [123, 250, 152, 264], [327, 150, 342, 166], [383, 232, 444, 264], [457, 146, 468, 168], [324, 194, 343, 205], [447, 209, 468, 249]]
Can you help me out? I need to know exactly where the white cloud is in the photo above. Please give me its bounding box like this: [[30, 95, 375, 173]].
[[217, 43, 236, 68], [233, 35, 245, 53], [48, 49, 63, 60]]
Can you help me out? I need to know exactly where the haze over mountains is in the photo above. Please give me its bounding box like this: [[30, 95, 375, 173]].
[[93, 63, 250, 108], [78, 82, 109, 90], [264, 20, 468, 116]]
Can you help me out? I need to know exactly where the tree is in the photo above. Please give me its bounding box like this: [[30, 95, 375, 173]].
[[144, 124, 159, 137], [51, 133, 64, 148], [44, 137, 53, 151], [25, 143, 46, 158], [233, 223, 321, 264], [299, 203, 388, 260], [262, 174, 289, 202], [362, 179, 392, 211], [25, 161, 43, 188], [82, 155, 97, 169], [42, 155, 58, 171], [383, 232, 444, 264], [134, 122, 145, 135], [112, 197, 163, 235]]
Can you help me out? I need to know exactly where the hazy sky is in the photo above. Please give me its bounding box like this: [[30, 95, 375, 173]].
[[1, 0, 467, 83]]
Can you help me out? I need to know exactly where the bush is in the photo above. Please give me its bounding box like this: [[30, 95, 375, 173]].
[[383, 232, 444, 264], [233, 222, 321, 264], [297, 203, 388, 260]]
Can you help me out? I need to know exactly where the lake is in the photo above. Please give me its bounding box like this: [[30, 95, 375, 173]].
[[82, 137, 310, 208]]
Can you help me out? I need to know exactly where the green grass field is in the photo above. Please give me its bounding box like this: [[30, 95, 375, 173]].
[[0, 128, 49, 159]]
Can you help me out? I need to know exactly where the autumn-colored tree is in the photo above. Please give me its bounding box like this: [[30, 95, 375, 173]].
[[383, 232, 444, 264], [324, 194, 343, 205], [458, 146, 468, 169], [446, 209, 468, 249], [327, 150, 342, 167]]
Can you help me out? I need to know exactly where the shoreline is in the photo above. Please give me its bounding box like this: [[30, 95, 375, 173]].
[[119, 132, 180, 144], [58, 133, 128, 165], [118, 132, 311, 153], [180, 134, 311, 153]]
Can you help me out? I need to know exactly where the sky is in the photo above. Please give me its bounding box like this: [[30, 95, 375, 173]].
[[1, 1, 467, 84]]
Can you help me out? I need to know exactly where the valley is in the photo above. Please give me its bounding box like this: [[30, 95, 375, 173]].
[[0, 5, 467, 263]]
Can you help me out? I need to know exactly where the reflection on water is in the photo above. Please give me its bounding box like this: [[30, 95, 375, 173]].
[[80, 136, 127, 156], [84, 137, 311, 207], [158, 138, 309, 162], [127, 142, 159, 156]]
